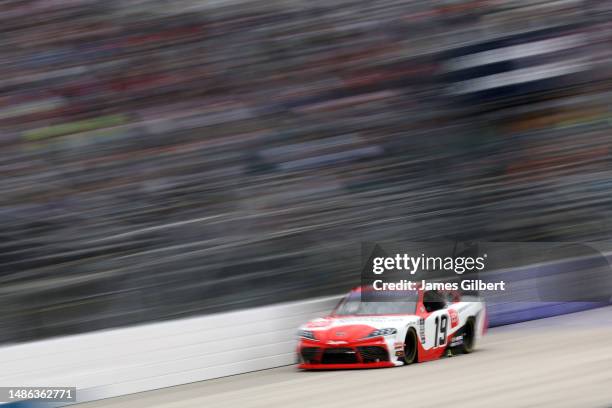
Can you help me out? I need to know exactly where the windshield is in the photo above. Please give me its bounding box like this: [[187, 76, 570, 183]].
[[333, 290, 418, 316]]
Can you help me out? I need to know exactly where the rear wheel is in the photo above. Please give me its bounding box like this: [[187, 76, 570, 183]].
[[460, 318, 475, 354], [403, 328, 418, 364]]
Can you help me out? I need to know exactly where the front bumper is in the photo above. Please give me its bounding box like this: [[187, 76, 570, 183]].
[[297, 338, 399, 369], [299, 361, 395, 369]]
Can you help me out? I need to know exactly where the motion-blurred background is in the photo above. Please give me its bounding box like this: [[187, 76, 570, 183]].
[[0, 0, 610, 344]]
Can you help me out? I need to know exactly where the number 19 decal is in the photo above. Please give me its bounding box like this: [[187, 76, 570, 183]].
[[434, 315, 448, 347]]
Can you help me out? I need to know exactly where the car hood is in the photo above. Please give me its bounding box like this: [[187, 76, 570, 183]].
[[301, 315, 419, 341]]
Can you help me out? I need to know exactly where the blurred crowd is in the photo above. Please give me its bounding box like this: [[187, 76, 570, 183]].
[[0, 0, 611, 343]]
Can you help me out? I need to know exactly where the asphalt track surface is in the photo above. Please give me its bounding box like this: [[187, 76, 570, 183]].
[[78, 306, 612, 408]]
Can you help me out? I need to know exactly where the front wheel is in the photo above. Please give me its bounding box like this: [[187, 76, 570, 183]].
[[403, 328, 418, 364]]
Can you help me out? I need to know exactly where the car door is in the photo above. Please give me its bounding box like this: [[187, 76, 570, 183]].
[[421, 290, 450, 350]]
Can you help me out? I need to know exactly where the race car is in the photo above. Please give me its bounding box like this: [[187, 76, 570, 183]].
[[297, 286, 487, 369]]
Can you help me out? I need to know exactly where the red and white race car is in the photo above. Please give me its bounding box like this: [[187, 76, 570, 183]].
[[297, 286, 487, 369]]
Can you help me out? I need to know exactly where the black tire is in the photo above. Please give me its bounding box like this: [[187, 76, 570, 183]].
[[460, 318, 476, 354], [403, 328, 419, 364]]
